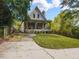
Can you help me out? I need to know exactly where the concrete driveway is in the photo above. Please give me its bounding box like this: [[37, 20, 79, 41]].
[[0, 34, 79, 59]]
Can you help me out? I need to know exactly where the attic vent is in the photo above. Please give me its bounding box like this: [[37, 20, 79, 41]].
[[42, 11, 45, 16]]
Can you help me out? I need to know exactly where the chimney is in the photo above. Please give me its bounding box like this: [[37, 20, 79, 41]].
[[42, 11, 45, 16]]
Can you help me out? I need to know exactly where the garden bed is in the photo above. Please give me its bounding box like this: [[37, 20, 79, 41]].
[[6, 33, 27, 42]]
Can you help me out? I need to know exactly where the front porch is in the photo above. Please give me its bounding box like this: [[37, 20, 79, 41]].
[[20, 20, 51, 33], [27, 22, 46, 29], [25, 20, 51, 33]]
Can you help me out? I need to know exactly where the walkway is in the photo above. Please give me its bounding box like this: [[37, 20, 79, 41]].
[[0, 34, 79, 59]]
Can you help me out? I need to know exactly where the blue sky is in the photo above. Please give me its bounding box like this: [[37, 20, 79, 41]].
[[30, 0, 62, 20], [45, 6, 61, 20]]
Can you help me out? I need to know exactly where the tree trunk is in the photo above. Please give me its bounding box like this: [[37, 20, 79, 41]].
[[24, 20, 27, 32], [17, 21, 23, 32], [23, 11, 28, 33]]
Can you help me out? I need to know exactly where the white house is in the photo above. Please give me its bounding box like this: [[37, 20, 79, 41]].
[[20, 6, 51, 33]]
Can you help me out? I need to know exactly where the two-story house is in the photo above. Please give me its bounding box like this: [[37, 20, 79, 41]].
[[20, 6, 51, 33]]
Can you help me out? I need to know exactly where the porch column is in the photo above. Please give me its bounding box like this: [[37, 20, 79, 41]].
[[42, 23, 45, 29], [35, 23, 37, 29]]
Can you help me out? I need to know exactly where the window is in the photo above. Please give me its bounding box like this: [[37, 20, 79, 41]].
[[33, 14, 35, 18], [38, 14, 39, 18]]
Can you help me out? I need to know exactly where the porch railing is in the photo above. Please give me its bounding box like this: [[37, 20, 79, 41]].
[[26, 29, 52, 33]]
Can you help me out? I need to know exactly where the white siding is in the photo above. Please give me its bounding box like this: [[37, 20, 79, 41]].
[[30, 8, 45, 20]]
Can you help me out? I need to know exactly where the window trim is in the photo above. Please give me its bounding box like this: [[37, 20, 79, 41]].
[[37, 14, 39, 18], [33, 14, 35, 18]]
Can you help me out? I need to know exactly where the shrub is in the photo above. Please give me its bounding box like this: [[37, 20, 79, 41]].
[[72, 27, 79, 38]]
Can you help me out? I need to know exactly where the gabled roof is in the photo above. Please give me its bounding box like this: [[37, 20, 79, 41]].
[[30, 6, 47, 20]]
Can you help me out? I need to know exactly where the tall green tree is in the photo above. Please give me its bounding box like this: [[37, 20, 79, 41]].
[[4, 0, 32, 32], [51, 14, 62, 33], [61, 0, 79, 37], [0, 0, 12, 26], [51, 9, 79, 37]]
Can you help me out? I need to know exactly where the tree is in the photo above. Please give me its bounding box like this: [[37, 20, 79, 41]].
[[60, 10, 79, 35], [72, 26, 79, 38], [61, 0, 79, 37], [61, 0, 79, 8], [4, 0, 32, 32], [51, 9, 79, 37], [51, 15, 62, 33], [0, 0, 12, 26]]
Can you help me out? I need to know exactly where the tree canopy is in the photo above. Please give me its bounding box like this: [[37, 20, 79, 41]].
[[0, 0, 12, 26], [0, 0, 32, 27], [61, 0, 79, 8], [51, 9, 79, 38], [4, 0, 32, 21]]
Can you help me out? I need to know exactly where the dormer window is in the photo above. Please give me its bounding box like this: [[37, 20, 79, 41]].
[[33, 14, 35, 18], [38, 14, 39, 18]]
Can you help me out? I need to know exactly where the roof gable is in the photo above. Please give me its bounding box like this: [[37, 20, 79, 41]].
[[29, 6, 47, 20]]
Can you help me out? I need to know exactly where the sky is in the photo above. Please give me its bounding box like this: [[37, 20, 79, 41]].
[[30, 0, 62, 20]]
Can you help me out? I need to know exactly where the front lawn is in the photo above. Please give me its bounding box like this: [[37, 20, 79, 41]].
[[33, 34, 79, 49]]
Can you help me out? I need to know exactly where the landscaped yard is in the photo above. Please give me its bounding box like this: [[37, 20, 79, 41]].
[[33, 34, 79, 49], [6, 33, 27, 42]]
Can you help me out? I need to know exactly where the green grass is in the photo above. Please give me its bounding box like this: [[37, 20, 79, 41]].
[[33, 34, 79, 49]]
